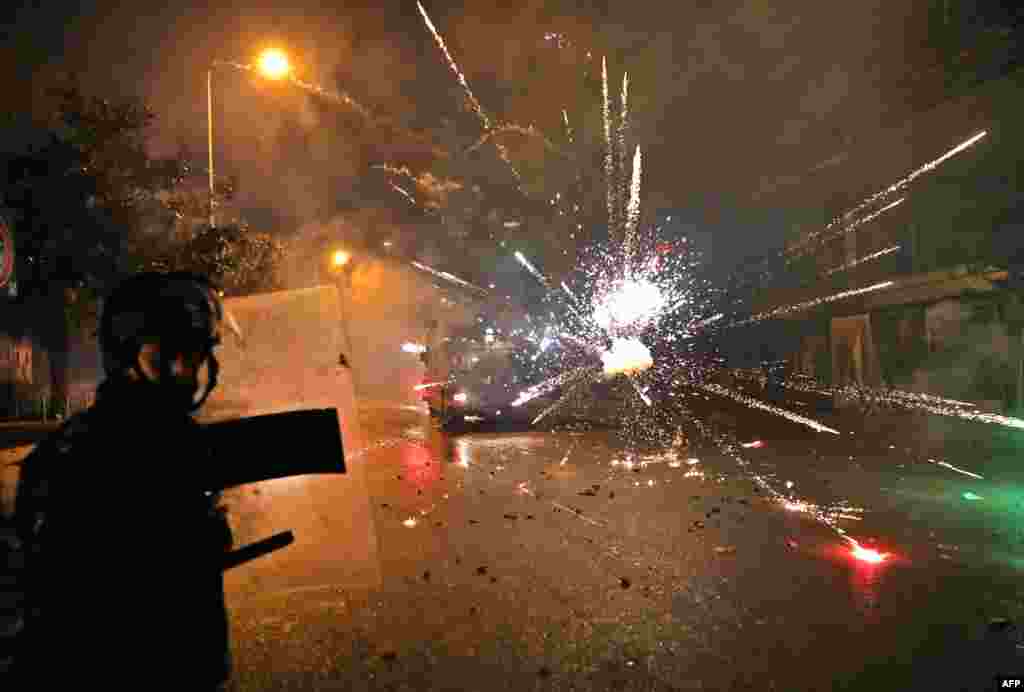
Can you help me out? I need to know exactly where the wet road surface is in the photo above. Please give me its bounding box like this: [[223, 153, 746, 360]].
[[220, 392, 1024, 691]]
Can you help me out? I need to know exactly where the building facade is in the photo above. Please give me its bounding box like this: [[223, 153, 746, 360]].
[[736, 67, 1024, 411]]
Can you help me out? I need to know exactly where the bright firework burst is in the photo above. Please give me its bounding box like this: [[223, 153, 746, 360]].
[[601, 338, 654, 377], [409, 12, 822, 439]]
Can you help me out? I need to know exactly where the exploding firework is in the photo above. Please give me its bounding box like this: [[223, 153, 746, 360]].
[[592, 277, 665, 334], [404, 24, 717, 427], [601, 338, 654, 377]]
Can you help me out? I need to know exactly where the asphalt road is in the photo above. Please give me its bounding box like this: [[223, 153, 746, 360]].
[[3, 246, 1024, 690], [216, 385, 1024, 691], [4, 386, 1024, 689]]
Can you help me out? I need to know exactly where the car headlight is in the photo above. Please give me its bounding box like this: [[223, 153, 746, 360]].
[[453, 392, 469, 404]]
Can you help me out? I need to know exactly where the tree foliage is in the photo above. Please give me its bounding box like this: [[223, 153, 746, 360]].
[[154, 224, 288, 297], [1, 80, 188, 297], [1, 79, 287, 404], [3, 79, 286, 299]]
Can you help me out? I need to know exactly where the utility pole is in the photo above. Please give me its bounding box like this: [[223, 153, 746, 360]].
[[207, 69, 216, 229]]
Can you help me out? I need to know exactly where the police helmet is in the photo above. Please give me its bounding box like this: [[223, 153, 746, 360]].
[[99, 272, 239, 409]]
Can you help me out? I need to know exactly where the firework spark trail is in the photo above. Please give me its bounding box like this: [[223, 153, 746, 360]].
[[416, 1, 523, 185], [824, 244, 902, 277], [791, 131, 987, 254], [798, 198, 906, 257], [410, 260, 489, 294], [617, 71, 630, 252], [690, 313, 724, 330], [837, 196, 905, 235], [519, 446, 607, 526], [902, 400, 1024, 431], [514, 251, 551, 287], [214, 59, 374, 116], [389, 183, 416, 206], [215, 60, 369, 119], [624, 146, 643, 276], [214, 60, 448, 159], [768, 374, 979, 411], [725, 280, 896, 328], [289, 75, 373, 121], [551, 500, 608, 526], [464, 124, 561, 157], [691, 420, 867, 556], [416, 1, 488, 128], [561, 108, 586, 226], [514, 252, 598, 331], [929, 459, 985, 480], [602, 57, 618, 241], [766, 374, 991, 416], [744, 371, 1024, 431], [882, 389, 976, 408], [628, 375, 652, 407], [513, 365, 597, 407], [558, 439, 580, 466], [698, 383, 841, 434], [561, 281, 579, 303], [372, 163, 418, 183], [532, 373, 598, 424]]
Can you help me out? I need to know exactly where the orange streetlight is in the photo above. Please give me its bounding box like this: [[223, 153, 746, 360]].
[[256, 49, 291, 80]]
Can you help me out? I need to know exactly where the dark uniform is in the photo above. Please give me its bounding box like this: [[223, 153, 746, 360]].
[[11, 273, 235, 689]]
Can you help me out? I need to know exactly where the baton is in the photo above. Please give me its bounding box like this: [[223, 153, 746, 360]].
[[222, 530, 295, 571]]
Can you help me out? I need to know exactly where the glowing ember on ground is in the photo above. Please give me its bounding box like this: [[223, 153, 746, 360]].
[[402, 517, 419, 528], [741, 440, 765, 449], [601, 338, 654, 377]]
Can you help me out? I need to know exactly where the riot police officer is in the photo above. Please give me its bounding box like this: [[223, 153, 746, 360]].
[[12, 272, 238, 689]]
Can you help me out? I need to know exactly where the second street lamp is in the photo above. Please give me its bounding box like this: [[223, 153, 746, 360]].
[[207, 48, 293, 228], [330, 248, 356, 371], [332, 250, 351, 269]]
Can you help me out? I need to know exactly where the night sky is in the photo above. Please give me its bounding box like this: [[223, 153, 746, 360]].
[[2, 1, 1018, 276]]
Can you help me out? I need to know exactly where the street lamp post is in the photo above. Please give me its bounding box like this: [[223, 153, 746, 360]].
[[206, 49, 292, 230], [207, 68, 216, 228], [331, 249, 356, 370]]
